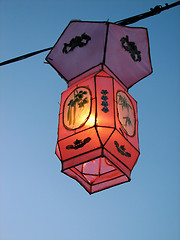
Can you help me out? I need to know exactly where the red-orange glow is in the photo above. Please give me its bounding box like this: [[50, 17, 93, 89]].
[[56, 71, 139, 194]]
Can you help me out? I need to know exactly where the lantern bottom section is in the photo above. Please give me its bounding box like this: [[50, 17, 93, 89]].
[[61, 153, 131, 194]]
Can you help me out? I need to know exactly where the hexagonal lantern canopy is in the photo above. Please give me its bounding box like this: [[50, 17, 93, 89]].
[[46, 20, 152, 89], [55, 71, 140, 194]]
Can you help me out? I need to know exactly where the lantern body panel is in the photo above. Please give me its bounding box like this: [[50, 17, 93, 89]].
[[95, 74, 115, 128], [114, 80, 139, 150], [46, 21, 152, 89], [55, 144, 62, 160], [104, 129, 139, 170], [106, 24, 152, 88], [59, 127, 101, 162], [56, 71, 140, 193], [46, 21, 106, 82], [58, 74, 96, 141]]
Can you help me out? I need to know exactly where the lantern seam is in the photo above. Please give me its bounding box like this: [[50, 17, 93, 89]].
[[55, 143, 62, 160], [94, 74, 98, 128], [90, 178, 131, 194], [83, 168, 117, 177], [116, 128, 140, 152], [68, 65, 103, 86], [103, 128, 116, 147], [57, 125, 116, 142], [75, 170, 116, 177], [61, 147, 103, 163], [68, 168, 90, 184], [92, 174, 126, 186], [126, 28, 153, 89], [93, 73, 104, 147], [112, 76, 116, 129], [62, 154, 103, 170], [104, 65, 128, 91], [95, 126, 103, 147], [102, 22, 109, 65], [105, 147, 139, 173], [57, 125, 95, 142], [136, 101, 140, 152], [104, 147, 132, 172], [63, 168, 90, 186]]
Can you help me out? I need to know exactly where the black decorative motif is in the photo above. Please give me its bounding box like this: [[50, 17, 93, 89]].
[[66, 137, 91, 150], [120, 35, 141, 62], [114, 141, 131, 157], [101, 90, 109, 113], [123, 116, 132, 127], [62, 33, 91, 54]]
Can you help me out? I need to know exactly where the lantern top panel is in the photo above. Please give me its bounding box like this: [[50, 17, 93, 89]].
[[46, 20, 152, 89]]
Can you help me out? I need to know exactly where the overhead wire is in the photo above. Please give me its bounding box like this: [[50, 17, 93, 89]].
[[115, 1, 180, 25]]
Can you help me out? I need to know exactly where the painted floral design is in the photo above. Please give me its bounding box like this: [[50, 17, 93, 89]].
[[117, 91, 135, 136], [64, 87, 91, 130], [67, 90, 88, 125], [101, 89, 109, 113], [117, 94, 132, 127]]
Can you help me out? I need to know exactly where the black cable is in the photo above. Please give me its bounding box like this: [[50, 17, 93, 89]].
[[0, 1, 179, 67], [0, 47, 52, 66], [115, 1, 180, 25]]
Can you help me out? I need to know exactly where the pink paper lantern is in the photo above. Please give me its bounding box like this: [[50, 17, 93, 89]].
[[47, 21, 152, 193]]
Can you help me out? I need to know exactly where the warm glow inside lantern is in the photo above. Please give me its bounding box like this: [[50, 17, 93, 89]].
[[55, 71, 139, 194], [47, 20, 152, 193]]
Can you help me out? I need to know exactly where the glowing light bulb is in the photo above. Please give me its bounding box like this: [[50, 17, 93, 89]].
[[86, 114, 95, 127]]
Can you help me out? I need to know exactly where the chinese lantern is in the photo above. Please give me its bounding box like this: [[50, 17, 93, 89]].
[[46, 21, 152, 194]]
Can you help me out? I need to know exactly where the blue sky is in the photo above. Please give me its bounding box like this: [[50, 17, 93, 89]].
[[0, 0, 180, 240]]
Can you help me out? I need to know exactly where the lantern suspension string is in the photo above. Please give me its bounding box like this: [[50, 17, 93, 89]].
[[0, 1, 179, 67], [115, 1, 180, 25]]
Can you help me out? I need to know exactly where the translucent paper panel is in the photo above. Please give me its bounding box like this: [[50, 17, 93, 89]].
[[58, 75, 96, 140], [63, 87, 91, 130], [56, 71, 140, 193], [63, 157, 130, 194], [96, 74, 115, 127], [62, 148, 102, 170], [96, 127, 114, 145], [114, 79, 139, 151], [104, 130, 139, 171], [58, 127, 101, 161], [106, 24, 152, 88], [116, 90, 136, 137], [46, 21, 106, 82], [59, 73, 96, 115]]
